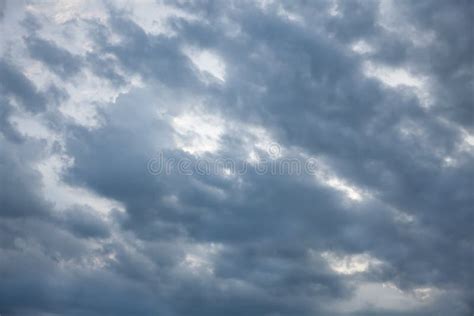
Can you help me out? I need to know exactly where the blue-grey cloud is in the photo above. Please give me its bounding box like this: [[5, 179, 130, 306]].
[[0, 1, 472, 315]]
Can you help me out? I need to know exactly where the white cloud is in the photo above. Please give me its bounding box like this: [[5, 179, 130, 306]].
[[331, 282, 442, 313], [321, 251, 382, 275], [183, 47, 227, 83], [172, 110, 225, 155]]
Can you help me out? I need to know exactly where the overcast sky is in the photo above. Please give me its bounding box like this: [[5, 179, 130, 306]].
[[0, 1, 473, 315]]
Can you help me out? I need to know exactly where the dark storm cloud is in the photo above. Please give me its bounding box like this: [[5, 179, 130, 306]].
[[60, 85, 369, 314], [0, 0, 473, 315], [0, 134, 165, 315], [165, 0, 473, 306]]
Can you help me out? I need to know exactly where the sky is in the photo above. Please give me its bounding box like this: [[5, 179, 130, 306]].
[[0, 0, 473, 315]]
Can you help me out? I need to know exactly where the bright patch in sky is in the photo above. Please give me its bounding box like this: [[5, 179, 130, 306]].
[[322, 252, 382, 275], [184, 47, 227, 82], [172, 111, 225, 155]]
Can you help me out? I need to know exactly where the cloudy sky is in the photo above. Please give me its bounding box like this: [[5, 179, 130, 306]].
[[0, 0, 473, 315]]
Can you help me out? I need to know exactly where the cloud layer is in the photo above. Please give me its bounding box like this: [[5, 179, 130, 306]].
[[0, 1, 473, 315]]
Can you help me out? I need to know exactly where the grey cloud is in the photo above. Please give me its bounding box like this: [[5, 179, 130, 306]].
[[94, 16, 201, 89], [0, 95, 23, 142], [59, 205, 111, 239], [0, 137, 51, 218], [0, 1, 472, 315], [0, 60, 46, 113], [85, 52, 126, 86], [25, 35, 83, 78]]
